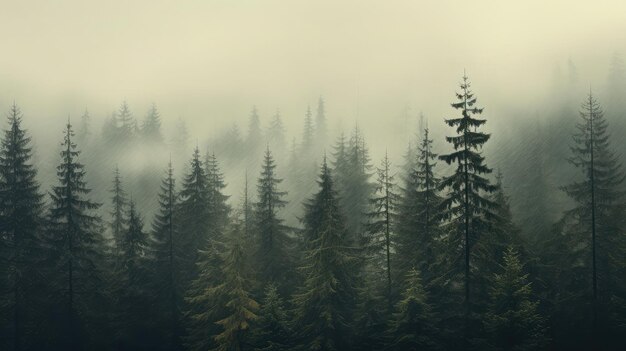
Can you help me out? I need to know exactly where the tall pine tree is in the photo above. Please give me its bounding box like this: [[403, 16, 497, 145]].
[[110, 165, 127, 251], [44, 121, 107, 350], [439, 74, 496, 334], [149, 160, 182, 350], [560, 93, 626, 345], [293, 157, 359, 350], [253, 148, 292, 292], [0, 104, 45, 351]]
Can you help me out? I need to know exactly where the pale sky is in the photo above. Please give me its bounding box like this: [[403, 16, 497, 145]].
[[1, 0, 625, 148]]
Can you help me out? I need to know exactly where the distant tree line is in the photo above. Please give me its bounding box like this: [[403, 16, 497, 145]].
[[1, 72, 626, 350]]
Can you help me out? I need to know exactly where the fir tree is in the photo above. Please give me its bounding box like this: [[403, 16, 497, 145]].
[[117, 101, 136, 142], [253, 148, 292, 292], [439, 74, 496, 323], [44, 121, 107, 349], [334, 125, 374, 240], [113, 199, 151, 349], [396, 128, 443, 288], [252, 284, 291, 351], [110, 165, 128, 251], [177, 147, 211, 287], [366, 151, 399, 308], [205, 151, 231, 236], [149, 160, 182, 350], [561, 93, 626, 342], [267, 110, 286, 152], [184, 234, 226, 351], [387, 268, 438, 351], [0, 104, 45, 351], [142, 103, 163, 143], [185, 221, 258, 351], [484, 247, 546, 351], [292, 158, 359, 350], [301, 106, 315, 155], [213, 222, 259, 351]]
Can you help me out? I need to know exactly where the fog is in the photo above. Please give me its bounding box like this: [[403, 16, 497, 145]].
[[4, 2, 626, 350], [2, 1, 625, 136]]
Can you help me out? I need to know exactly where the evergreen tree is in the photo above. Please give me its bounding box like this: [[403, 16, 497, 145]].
[[213, 222, 259, 351], [252, 284, 291, 351], [438, 74, 496, 325], [243, 171, 253, 239], [560, 93, 626, 343], [184, 234, 226, 351], [142, 103, 163, 143], [110, 165, 128, 251], [292, 158, 359, 350], [267, 110, 286, 152], [253, 148, 292, 292], [205, 152, 231, 236], [177, 147, 211, 287], [387, 268, 438, 351], [301, 106, 315, 155], [0, 104, 45, 351], [366, 151, 399, 308], [185, 221, 258, 351], [149, 160, 182, 350], [484, 247, 546, 351], [44, 121, 107, 349], [117, 101, 136, 142], [334, 125, 374, 240], [113, 199, 151, 349], [396, 128, 443, 288]]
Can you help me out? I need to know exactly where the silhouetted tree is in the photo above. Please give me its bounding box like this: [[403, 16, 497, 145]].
[[0, 104, 45, 351]]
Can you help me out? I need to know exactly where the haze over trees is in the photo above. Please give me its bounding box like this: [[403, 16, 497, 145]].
[[2, 64, 626, 351]]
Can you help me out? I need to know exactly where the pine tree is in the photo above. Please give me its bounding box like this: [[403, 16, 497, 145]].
[[142, 103, 163, 143], [110, 165, 128, 251], [117, 101, 136, 142], [292, 158, 359, 350], [44, 121, 107, 349], [149, 160, 182, 350], [253, 148, 292, 292], [561, 93, 626, 342], [366, 151, 399, 308], [439, 74, 496, 324], [301, 106, 315, 155], [185, 221, 258, 351], [252, 284, 291, 351], [334, 125, 374, 240], [213, 222, 259, 351], [484, 247, 546, 351], [205, 152, 231, 236], [184, 234, 226, 351], [243, 171, 253, 239], [396, 128, 443, 288], [114, 199, 151, 349], [177, 147, 211, 287], [0, 104, 45, 351], [267, 110, 286, 152], [387, 268, 438, 351]]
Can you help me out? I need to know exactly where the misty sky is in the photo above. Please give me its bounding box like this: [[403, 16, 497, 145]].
[[1, 1, 625, 155]]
